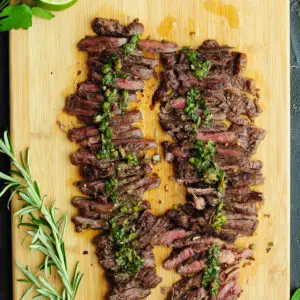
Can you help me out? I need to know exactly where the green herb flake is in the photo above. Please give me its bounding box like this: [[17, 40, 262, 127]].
[[109, 202, 143, 276], [124, 153, 139, 165], [124, 34, 140, 56], [110, 218, 126, 244], [95, 87, 120, 160], [186, 89, 213, 128], [102, 72, 116, 88], [182, 47, 211, 80], [189, 140, 226, 192], [114, 59, 122, 72], [105, 174, 119, 205], [202, 245, 221, 296], [210, 201, 227, 232], [119, 90, 129, 115], [95, 53, 132, 160], [115, 247, 143, 275]]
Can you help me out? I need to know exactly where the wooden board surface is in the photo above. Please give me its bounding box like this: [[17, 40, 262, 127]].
[[10, 0, 290, 299]]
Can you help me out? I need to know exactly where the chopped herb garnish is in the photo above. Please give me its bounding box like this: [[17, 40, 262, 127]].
[[119, 147, 139, 165], [124, 153, 139, 165], [119, 90, 129, 115], [105, 174, 119, 205], [210, 201, 227, 232], [114, 58, 122, 72], [110, 218, 126, 244], [117, 72, 130, 78], [124, 34, 140, 56], [115, 246, 143, 275], [182, 47, 211, 80], [189, 140, 226, 192], [186, 88, 213, 128], [102, 71, 116, 88], [94, 47, 145, 278], [202, 245, 221, 296], [94, 52, 133, 159], [109, 202, 143, 276], [95, 66, 120, 160]]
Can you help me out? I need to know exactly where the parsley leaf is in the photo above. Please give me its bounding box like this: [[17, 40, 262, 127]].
[[32, 7, 55, 20], [0, 3, 55, 32], [0, 4, 32, 31], [292, 289, 300, 300]]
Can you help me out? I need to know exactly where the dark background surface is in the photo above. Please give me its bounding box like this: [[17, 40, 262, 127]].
[[0, 2, 298, 299], [0, 31, 12, 299], [291, 1, 300, 294]]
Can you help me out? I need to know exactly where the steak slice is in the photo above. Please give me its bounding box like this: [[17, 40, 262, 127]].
[[82, 162, 152, 180], [161, 52, 178, 67], [138, 267, 162, 288], [134, 212, 169, 249], [79, 128, 143, 147], [198, 39, 233, 54], [230, 124, 266, 155], [226, 170, 264, 187], [97, 49, 158, 68], [197, 131, 237, 144], [72, 197, 113, 217], [122, 65, 153, 80], [110, 109, 143, 125], [70, 149, 119, 167], [164, 247, 195, 270], [72, 216, 108, 232], [64, 95, 100, 116], [138, 39, 179, 53], [89, 138, 157, 152], [115, 78, 145, 90], [157, 229, 193, 246], [168, 274, 205, 300], [177, 259, 206, 275], [78, 36, 127, 51], [223, 201, 258, 216], [109, 286, 150, 300], [92, 18, 144, 37]]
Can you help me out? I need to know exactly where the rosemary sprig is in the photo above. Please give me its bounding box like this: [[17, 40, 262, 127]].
[[0, 131, 83, 300], [0, 0, 9, 11]]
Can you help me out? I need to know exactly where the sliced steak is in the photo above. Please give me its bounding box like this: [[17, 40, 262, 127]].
[[72, 216, 108, 232], [79, 128, 143, 147], [164, 247, 195, 270], [177, 259, 206, 275], [158, 229, 193, 246], [92, 18, 144, 37], [78, 36, 127, 51], [197, 131, 237, 144], [72, 197, 113, 217], [89, 138, 157, 152], [138, 39, 179, 53]]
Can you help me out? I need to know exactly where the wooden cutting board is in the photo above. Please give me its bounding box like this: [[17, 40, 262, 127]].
[[9, 0, 290, 299]]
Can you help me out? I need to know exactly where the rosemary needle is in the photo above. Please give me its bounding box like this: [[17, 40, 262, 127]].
[[0, 131, 83, 300]]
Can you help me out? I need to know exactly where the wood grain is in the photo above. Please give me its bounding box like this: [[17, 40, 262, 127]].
[[10, 0, 290, 299]]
